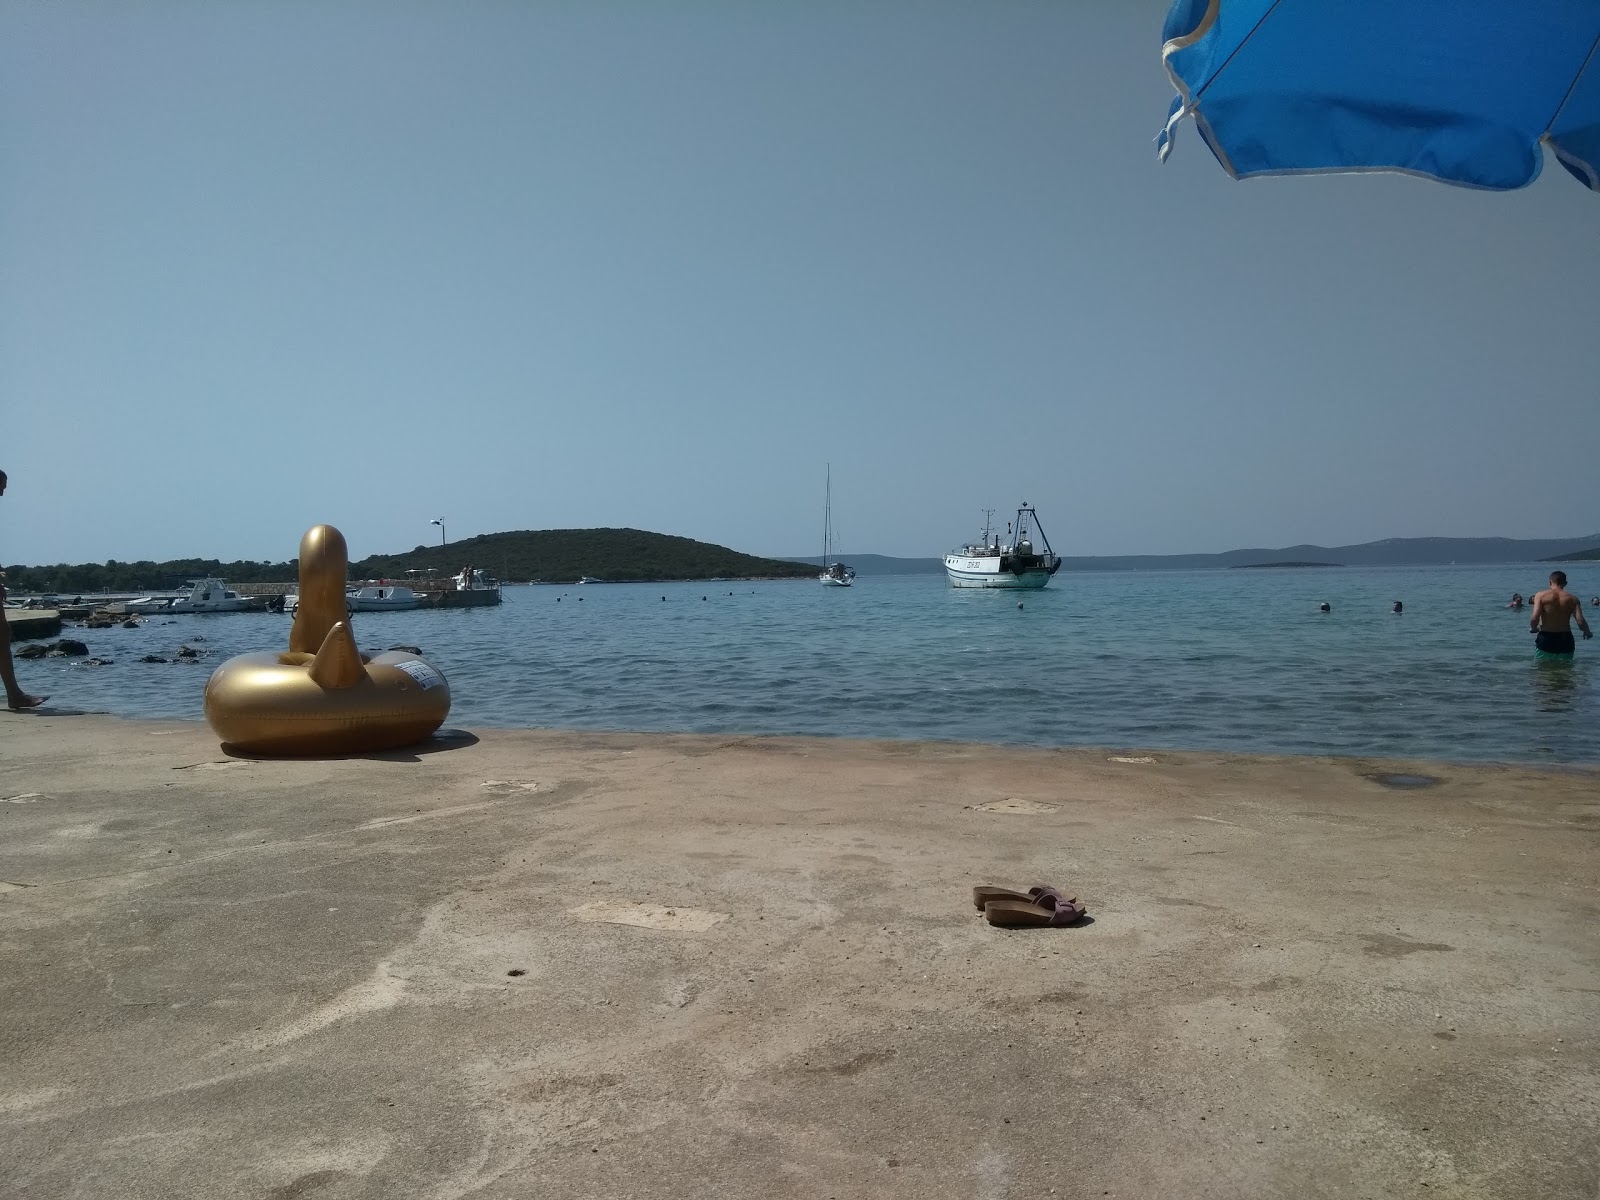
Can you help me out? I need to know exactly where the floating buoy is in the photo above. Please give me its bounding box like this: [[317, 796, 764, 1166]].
[[203, 525, 450, 755]]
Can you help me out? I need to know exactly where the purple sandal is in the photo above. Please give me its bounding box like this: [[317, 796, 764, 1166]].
[[982, 888, 1087, 928]]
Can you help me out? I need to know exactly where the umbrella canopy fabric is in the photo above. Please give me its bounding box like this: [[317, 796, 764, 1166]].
[[1158, 0, 1600, 193]]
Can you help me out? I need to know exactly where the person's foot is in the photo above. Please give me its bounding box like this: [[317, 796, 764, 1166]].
[[6, 692, 47, 711]]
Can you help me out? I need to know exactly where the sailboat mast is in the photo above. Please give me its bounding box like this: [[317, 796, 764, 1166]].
[[822, 464, 830, 567]]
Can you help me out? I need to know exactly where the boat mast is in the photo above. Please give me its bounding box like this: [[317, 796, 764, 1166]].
[[822, 464, 831, 568], [1027, 505, 1057, 557]]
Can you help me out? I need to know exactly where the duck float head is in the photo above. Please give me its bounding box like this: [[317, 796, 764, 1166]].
[[204, 524, 451, 755]]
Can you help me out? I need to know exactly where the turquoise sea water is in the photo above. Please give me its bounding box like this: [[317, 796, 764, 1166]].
[[17, 564, 1599, 764]]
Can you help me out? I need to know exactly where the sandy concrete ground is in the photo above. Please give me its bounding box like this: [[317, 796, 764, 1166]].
[[1, 713, 1596, 1200]]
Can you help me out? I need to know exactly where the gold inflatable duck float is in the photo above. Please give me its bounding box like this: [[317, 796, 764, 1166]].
[[204, 524, 451, 755]]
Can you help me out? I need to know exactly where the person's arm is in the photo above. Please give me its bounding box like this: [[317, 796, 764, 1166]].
[[1576, 597, 1593, 639], [1529, 593, 1543, 633]]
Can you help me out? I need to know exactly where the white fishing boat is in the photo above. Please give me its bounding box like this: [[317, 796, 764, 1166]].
[[818, 465, 855, 587], [944, 504, 1062, 589], [346, 584, 422, 612], [126, 578, 255, 613]]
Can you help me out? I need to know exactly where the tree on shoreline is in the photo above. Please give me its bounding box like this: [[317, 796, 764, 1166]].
[[4, 528, 817, 591]]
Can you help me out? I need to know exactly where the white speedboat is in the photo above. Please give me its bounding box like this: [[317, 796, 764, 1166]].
[[945, 504, 1062, 589], [347, 584, 422, 612], [817, 464, 855, 587], [126, 578, 255, 613], [455, 567, 499, 591]]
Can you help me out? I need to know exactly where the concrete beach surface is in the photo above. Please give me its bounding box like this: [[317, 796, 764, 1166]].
[[1, 715, 1596, 1199]]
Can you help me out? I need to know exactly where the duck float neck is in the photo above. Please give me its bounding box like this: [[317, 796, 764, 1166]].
[[290, 523, 351, 655]]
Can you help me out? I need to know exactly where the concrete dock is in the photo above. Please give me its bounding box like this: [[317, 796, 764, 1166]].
[[3, 608, 62, 641], [1, 714, 1596, 1198]]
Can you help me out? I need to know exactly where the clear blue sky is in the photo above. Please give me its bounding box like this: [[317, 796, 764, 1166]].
[[3, 0, 1597, 566]]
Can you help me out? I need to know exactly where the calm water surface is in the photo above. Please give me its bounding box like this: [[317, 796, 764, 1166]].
[[22, 565, 1599, 764]]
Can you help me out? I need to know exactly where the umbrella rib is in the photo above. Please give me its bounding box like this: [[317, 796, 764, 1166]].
[[1542, 23, 1600, 137], [1192, 0, 1287, 105]]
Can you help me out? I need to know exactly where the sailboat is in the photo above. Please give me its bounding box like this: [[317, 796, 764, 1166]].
[[818, 465, 855, 587]]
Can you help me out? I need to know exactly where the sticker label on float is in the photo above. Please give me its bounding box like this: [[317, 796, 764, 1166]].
[[394, 660, 444, 690]]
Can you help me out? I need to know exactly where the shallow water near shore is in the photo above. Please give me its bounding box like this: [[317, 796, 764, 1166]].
[[19, 564, 1599, 764]]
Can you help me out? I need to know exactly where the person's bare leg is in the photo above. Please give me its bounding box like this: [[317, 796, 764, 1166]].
[[1, 609, 48, 710], [0, 470, 43, 709]]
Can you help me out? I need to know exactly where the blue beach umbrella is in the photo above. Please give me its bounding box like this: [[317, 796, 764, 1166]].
[[1157, 0, 1600, 193]]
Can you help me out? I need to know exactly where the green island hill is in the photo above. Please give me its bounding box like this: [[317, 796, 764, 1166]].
[[1546, 546, 1600, 562], [4, 529, 818, 592], [359, 529, 818, 584]]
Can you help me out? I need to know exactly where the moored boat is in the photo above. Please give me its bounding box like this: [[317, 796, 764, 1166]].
[[126, 578, 256, 613], [944, 504, 1062, 589], [818, 464, 855, 587], [441, 567, 502, 607], [346, 584, 422, 612], [454, 567, 499, 592]]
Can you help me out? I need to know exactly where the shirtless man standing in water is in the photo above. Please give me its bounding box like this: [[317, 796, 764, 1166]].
[[1, 469, 49, 710], [1530, 570, 1592, 659]]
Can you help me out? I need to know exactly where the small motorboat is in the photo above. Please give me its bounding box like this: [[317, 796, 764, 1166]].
[[346, 584, 422, 612], [126, 578, 255, 613], [454, 567, 500, 591]]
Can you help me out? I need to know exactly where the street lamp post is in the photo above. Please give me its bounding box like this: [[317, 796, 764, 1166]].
[[430, 518, 445, 547]]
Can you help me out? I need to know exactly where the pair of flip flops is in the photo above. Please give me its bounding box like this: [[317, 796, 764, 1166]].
[[973, 885, 1087, 928]]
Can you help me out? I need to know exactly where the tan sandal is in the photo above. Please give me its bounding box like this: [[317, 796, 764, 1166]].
[[982, 890, 1087, 929]]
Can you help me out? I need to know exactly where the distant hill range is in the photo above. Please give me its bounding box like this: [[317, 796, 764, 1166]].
[[787, 535, 1600, 574], [13, 530, 1598, 594]]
